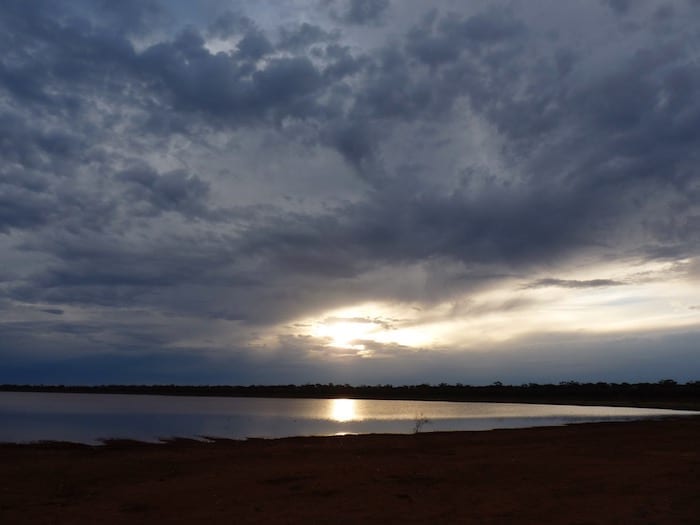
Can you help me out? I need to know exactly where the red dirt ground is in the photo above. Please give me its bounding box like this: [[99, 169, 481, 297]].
[[1, 417, 698, 524]]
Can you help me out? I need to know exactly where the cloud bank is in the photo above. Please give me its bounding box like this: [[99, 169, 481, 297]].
[[1, 0, 699, 384]]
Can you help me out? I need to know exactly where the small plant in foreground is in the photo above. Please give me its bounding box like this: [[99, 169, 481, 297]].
[[412, 414, 431, 434]]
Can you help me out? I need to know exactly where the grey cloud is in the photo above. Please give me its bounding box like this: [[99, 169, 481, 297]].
[[323, 0, 390, 25], [277, 23, 337, 51], [2, 324, 699, 385], [327, 120, 379, 173], [440, 8, 526, 45], [321, 44, 368, 80], [138, 32, 327, 124], [1, 0, 700, 384], [39, 308, 64, 315], [0, 315, 200, 364], [688, 259, 700, 280], [406, 7, 526, 66], [525, 279, 625, 289], [653, 4, 675, 21], [11, 235, 237, 303], [252, 57, 324, 110], [116, 166, 211, 218], [235, 29, 274, 60], [207, 10, 255, 39], [4, 1, 698, 276], [0, 113, 91, 177], [0, 166, 118, 236], [357, 47, 435, 120], [0, 5, 136, 106], [0, 4, 331, 134], [604, 0, 635, 14], [244, 183, 593, 273], [0, 184, 54, 232], [351, 339, 413, 358], [93, 0, 166, 36], [323, 316, 397, 330]]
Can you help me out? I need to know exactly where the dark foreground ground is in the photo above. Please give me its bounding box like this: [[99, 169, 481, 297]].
[[1, 417, 699, 524]]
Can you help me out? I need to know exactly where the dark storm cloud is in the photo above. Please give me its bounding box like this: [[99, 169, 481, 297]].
[[207, 10, 256, 39], [322, 0, 391, 25], [404, 8, 527, 86], [131, 25, 363, 131], [116, 165, 212, 219], [0, 167, 118, 235], [235, 29, 274, 60], [0, 2, 138, 104], [3, 326, 699, 385], [604, 0, 635, 15], [239, 176, 608, 282], [39, 308, 64, 315], [93, 0, 167, 36], [1, 0, 700, 383], [7, 232, 249, 309], [0, 184, 53, 232], [4, 0, 699, 274], [138, 29, 286, 118], [0, 2, 341, 143], [0, 112, 91, 179], [277, 23, 338, 52]]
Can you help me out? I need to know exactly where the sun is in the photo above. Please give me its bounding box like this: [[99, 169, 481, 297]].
[[302, 302, 438, 352], [311, 319, 377, 349]]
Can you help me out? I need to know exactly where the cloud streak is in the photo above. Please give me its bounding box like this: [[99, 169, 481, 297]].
[[525, 279, 625, 289]]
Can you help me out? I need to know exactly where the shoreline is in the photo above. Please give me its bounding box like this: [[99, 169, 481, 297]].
[[0, 412, 697, 448], [2, 416, 699, 523]]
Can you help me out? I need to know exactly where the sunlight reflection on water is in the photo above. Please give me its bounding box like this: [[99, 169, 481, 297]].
[[330, 398, 358, 422]]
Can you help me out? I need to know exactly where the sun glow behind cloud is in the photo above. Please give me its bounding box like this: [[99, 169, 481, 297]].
[[305, 303, 437, 353], [294, 258, 700, 356], [311, 319, 372, 350]]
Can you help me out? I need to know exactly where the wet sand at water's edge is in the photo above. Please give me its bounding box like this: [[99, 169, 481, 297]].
[[1, 417, 698, 524]]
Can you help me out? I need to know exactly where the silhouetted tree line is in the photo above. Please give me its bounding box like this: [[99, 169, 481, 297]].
[[1, 380, 699, 406]]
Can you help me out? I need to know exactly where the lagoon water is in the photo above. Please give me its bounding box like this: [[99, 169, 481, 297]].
[[0, 391, 694, 444]]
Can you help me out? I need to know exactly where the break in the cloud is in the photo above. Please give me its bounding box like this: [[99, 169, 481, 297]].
[[1, 0, 699, 385]]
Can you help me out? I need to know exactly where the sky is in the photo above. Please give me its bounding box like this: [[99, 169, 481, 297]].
[[1, 0, 700, 386]]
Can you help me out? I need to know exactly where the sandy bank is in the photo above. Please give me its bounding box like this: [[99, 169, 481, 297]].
[[1, 417, 698, 524]]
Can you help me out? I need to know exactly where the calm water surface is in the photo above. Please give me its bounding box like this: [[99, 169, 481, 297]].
[[0, 391, 695, 444]]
